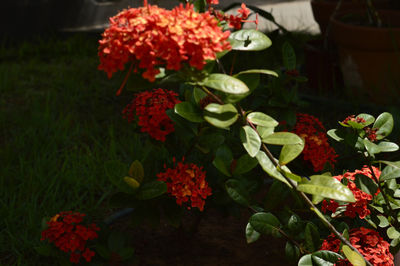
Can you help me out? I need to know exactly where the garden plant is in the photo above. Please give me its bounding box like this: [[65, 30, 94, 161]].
[[36, 0, 400, 265]]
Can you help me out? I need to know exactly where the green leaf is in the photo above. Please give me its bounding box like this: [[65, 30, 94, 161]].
[[128, 160, 144, 183], [354, 174, 378, 195], [204, 103, 238, 129], [193, 0, 206, 12], [233, 154, 259, 176], [277, 167, 302, 182], [225, 179, 250, 206], [298, 254, 313, 266], [327, 129, 345, 142], [255, 151, 291, 186], [363, 138, 380, 155], [124, 177, 140, 189], [240, 126, 261, 157], [249, 212, 281, 236], [264, 180, 290, 211], [193, 87, 208, 104], [135, 180, 167, 200], [279, 139, 305, 165], [342, 245, 366, 266], [282, 42, 296, 70], [247, 112, 279, 127], [285, 242, 300, 261], [287, 214, 303, 233], [373, 112, 394, 139], [378, 141, 399, 153], [199, 73, 249, 94], [387, 226, 400, 239], [246, 223, 261, 244], [174, 102, 204, 123], [105, 160, 136, 194], [229, 29, 272, 51], [212, 145, 233, 177], [356, 113, 375, 127], [263, 132, 303, 145], [236, 69, 278, 77], [297, 175, 355, 202], [377, 215, 389, 228], [380, 164, 400, 181], [257, 125, 275, 139], [312, 250, 344, 265], [305, 223, 320, 252]]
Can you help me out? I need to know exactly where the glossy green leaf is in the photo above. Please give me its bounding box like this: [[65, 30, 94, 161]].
[[279, 139, 305, 165], [380, 164, 400, 181], [135, 181, 167, 200], [263, 132, 303, 145], [174, 102, 204, 123], [200, 73, 249, 94], [236, 69, 278, 77], [342, 245, 366, 266], [363, 139, 380, 155], [282, 42, 296, 70], [193, 0, 206, 12], [257, 125, 275, 139], [327, 129, 344, 142], [128, 160, 144, 183], [212, 145, 233, 176], [287, 214, 303, 233], [225, 179, 250, 206], [233, 154, 259, 176], [354, 174, 378, 195], [193, 87, 207, 104], [229, 29, 272, 51], [285, 242, 300, 261], [357, 113, 375, 126], [298, 175, 355, 202], [246, 223, 261, 244], [298, 254, 313, 266], [240, 126, 261, 157], [247, 112, 279, 127], [377, 215, 389, 228], [264, 180, 290, 211], [249, 212, 281, 235], [378, 141, 399, 153], [255, 151, 291, 186], [305, 222, 320, 252], [312, 251, 344, 266], [124, 177, 140, 189], [277, 166, 302, 182], [204, 103, 238, 129], [387, 226, 400, 239], [374, 112, 394, 139]]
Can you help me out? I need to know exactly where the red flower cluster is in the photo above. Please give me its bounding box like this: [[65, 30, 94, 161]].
[[321, 166, 381, 219], [212, 3, 256, 30], [41, 211, 99, 264], [342, 115, 366, 125], [364, 127, 378, 142], [157, 158, 212, 211], [320, 227, 393, 266], [98, 2, 231, 81], [206, 0, 219, 4], [292, 113, 338, 172], [122, 88, 180, 142]]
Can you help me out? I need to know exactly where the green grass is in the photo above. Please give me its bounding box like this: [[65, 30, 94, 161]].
[[0, 34, 143, 265]]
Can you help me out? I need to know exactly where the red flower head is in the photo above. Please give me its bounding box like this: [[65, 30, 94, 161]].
[[212, 3, 255, 30], [41, 211, 100, 264], [98, 3, 231, 82], [157, 158, 212, 211], [292, 113, 338, 172], [122, 88, 180, 142], [321, 166, 381, 219], [320, 227, 393, 266]]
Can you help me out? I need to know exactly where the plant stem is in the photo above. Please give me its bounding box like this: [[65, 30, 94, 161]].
[[198, 89, 372, 265]]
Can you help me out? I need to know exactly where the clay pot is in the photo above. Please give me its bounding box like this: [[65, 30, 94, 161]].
[[331, 10, 400, 103], [310, 0, 391, 35]]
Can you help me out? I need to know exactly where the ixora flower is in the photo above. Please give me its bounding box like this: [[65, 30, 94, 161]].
[[98, 1, 231, 82], [292, 113, 338, 172], [122, 88, 180, 142], [320, 227, 394, 266], [41, 211, 100, 264], [157, 158, 212, 211], [322, 166, 381, 219]]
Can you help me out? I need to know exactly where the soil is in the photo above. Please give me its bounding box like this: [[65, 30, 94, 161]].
[[129, 209, 291, 266]]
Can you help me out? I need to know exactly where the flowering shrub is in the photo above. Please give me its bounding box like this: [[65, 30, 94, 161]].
[[41, 211, 99, 264], [122, 88, 180, 141], [322, 166, 381, 219], [98, 1, 231, 82], [321, 227, 393, 266], [292, 113, 337, 171], [157, 158, 212, 211]]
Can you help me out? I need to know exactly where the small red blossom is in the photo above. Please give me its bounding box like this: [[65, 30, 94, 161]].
[[364, 127, 378, 142], [41, 211, 100, 264], [342, 115, 366, 125], [98, 3, 231, 82], [206, 0, 219, 4], [321, 166, 381, 219], [211, 3, 256, 30], [292, 113, 338, 172], [157, 158, 212, 211], [320, 227, 393, 266], [122, 88, 180, 142]]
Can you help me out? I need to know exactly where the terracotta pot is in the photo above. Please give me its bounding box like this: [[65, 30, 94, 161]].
[[311, 0, 391, 35], [331, 10, 400, 103]]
